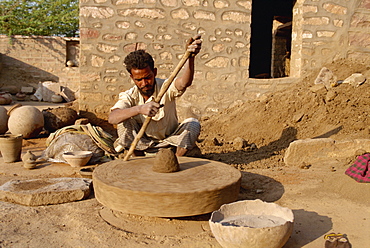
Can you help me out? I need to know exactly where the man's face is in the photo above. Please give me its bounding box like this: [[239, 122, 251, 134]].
[[130, 66, 157, 97]]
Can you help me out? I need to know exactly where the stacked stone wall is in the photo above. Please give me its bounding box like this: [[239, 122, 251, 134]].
[[0, 36, 80, 92], [79, 0, 253, 120], [2, 0, 370, 120]]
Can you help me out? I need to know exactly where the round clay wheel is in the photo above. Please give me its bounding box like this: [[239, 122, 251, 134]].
[[93, 157, 241, 217]]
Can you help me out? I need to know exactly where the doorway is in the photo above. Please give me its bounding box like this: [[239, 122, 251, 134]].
[[249, 0, 295, 78]]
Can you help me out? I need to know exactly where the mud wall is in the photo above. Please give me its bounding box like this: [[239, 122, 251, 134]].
[[0, 36, 80, 92]]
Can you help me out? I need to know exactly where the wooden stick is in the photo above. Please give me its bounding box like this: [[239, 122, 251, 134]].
[[123, 51, 191, 161]]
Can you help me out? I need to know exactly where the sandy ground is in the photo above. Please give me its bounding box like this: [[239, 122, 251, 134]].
[[0, 138, 369, 248], [1, 59, 370, 247]]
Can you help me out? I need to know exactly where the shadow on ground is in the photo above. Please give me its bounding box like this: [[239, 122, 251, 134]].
[[283, 209, 332, 248], [239, 171, 285, 202]]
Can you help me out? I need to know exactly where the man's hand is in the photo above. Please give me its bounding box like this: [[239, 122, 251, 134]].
[[138, 101, 161, 117], [186, 34, 202, 57]]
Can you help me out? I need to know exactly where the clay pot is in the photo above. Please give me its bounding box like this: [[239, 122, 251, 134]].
[[209, 199, 294, 248], [0, 92, 12, 105], [22, 150, 37, 163], [0, 106, 8, 134], [63, 151, 93, 167], [23, 159, 37, 169], [7, 105, 44, 138], [0, 134, 23, 163], [0, 86, 18, 95], [15, 92, 27, 101]]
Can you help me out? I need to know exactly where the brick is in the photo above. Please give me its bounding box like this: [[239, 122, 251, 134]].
[[80, 7, 115, 19], [91, 54, 105, 67], [171, 8, 190, 19], [349, 32, 370, 48], [236, 1, 251, 10], [323, 3, 347, 15], [194, 10, 216, 21], [102, 34, 123, 41], [214, 0, 229, 9], [303, 5, 318, 13], [205, 57, 230, 68], [160, 0, 177, 7], [114, 0, 139, 4], [183, 0, 201, 6], [350, 13, 370, 27], [303, 17, 330, 25], [222, 11, 250, 23], [360, 0, 370, 9], [317, 31, 335, 38], [97, 43, 118, 53], [118, 8, 165, 19]]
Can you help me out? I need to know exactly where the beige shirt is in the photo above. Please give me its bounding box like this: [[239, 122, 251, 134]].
[[111, 78, 184, 140]]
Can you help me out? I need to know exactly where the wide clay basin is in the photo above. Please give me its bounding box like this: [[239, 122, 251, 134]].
[[209, 199, 294, 248]]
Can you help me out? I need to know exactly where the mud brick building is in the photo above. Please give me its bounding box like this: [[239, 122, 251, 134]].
[[1, 0, 370, 120], [0, 36, 80, 92]]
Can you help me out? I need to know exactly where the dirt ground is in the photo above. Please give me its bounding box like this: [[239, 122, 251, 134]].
[[1, 59, 370, 247]]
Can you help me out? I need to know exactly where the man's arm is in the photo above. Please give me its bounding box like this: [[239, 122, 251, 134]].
[[108, 101, 160, 125], [175, 34, 202, 92]]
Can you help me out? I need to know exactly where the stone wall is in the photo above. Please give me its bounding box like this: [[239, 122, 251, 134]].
[[0, 36, 80, 93], [79, 0, 370, 120], [79, 0, 254, 120], [1, 0, 370, 121], [295, 0, 370, 76]]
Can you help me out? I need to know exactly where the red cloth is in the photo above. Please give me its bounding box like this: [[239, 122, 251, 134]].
[[345, 153, 370, 183]]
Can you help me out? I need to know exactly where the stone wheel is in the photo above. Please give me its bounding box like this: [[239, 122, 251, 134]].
[[93, 157, 241, 217]]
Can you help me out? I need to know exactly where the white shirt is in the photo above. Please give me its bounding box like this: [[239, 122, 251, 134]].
[[111, 78, 184, 140]]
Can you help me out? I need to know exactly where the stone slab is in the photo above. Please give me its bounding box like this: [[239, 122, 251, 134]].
[[284, 138, 370, 167], [0, 177, 92, 206], [93, 157, 241, 217]]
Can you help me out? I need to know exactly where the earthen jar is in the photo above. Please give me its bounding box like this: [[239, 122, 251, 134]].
[[0, 92, 12, 105], [22, 150, 37, 163], [15, 92, 26, 101], [0, 134, 23, 162], [7, 105, 44, 138], [0, 106, 8, 134]]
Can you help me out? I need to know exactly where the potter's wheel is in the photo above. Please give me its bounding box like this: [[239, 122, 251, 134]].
[[93, 157, 241, 217]]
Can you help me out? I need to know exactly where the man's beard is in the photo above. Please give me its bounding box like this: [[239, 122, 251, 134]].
[[138, 84, 155, 97]]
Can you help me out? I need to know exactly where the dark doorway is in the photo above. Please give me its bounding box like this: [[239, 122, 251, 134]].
[[249, 0, 295, 78]]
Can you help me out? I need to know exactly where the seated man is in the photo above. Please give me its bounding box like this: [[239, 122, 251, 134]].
[[108, 35, 202, 157]]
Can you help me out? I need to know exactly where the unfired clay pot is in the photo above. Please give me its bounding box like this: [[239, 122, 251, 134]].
[[0, 106, 8, 134], [0, 92, 12, 105], [209, 199, 294, 248], [0, 134, 23, 163], [7, 105, 44, 138]]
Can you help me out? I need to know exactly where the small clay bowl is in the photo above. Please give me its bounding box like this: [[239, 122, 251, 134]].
[[63, 151, 93, 167], [79, 167, 95, 179]]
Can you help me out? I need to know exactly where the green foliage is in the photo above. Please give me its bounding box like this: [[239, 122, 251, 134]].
[[0, 0, 79, 37]]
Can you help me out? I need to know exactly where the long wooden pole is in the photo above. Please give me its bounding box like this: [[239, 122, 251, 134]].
[[123, 50, 191, 161]]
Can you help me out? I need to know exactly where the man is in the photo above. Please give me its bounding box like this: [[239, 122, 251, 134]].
[[108, 34, 202, 157]]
